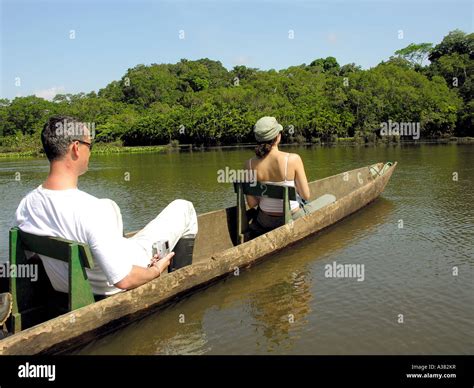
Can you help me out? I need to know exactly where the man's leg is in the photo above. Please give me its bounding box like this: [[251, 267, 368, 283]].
[[130, 200, 198, 262]]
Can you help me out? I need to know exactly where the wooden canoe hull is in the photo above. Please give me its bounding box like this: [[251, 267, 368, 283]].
[[0, 162, 397, 355]]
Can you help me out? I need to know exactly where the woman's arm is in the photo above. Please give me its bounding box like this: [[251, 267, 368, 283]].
[[293, 154, 311, 200], [244, 158, 259, 208]]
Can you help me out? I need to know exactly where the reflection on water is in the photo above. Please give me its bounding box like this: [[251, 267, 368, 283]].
[[78, 198, 396, 355], [1, 144, 473, 354]]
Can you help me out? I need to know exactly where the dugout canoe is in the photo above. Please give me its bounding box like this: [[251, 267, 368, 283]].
[[0, 161, 397, 355]]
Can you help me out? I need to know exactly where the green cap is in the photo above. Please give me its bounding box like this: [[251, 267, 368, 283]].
[[254, 116, 283, 142]]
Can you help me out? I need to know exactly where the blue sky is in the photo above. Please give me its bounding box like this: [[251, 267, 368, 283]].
[[1, 0, 472, 100]]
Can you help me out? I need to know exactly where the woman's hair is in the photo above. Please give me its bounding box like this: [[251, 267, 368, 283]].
[[255, 136, 278, 158]]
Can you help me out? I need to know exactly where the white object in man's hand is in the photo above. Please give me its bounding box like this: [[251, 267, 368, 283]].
[[149, 252, 175, 275]]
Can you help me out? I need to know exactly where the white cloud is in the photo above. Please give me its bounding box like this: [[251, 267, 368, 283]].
[[34, 86, 65, 101], [233, 55, 252, 66]]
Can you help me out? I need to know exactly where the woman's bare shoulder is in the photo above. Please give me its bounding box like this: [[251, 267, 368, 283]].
[[287, 152, 303, 163]]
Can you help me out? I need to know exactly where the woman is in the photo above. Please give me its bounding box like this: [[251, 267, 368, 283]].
[[245, 116, 313, 231]]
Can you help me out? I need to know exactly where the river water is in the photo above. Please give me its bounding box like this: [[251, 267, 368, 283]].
[[0, 144, 472, 354]]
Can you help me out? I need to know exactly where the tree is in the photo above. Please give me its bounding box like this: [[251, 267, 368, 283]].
[[339, 63, 362, 76], [395, 43, 433, 66], [1, 30, 471, 147], [118, 64, 181, 107], [195, 58, 230, 88], [309, 57, 340, 74], [230, 65, 258, 84], [429, 30, 474, 62], [173, 59, 211, 92], [3, 96, 54, 135], [427, 30, 473, 135]]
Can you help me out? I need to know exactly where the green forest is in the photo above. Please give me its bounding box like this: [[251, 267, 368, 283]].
[[0, 30, 472, 153]]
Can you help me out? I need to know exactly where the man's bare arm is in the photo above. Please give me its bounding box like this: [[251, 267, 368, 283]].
[[114, 252, 174, 290]]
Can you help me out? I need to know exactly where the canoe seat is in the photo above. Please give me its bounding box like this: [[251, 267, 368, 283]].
[[233, 182, 296, 244], [7, 227, 96, 334]]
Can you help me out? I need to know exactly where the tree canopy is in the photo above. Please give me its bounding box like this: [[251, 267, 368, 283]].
[[0, 30, 472, 146]]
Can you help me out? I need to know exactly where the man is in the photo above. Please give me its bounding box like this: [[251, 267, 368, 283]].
[[15, 116, 198, 296]]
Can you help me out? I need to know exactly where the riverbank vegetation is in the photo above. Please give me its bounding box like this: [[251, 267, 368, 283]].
[[0, 30, 472, 154], [0, 137, 167, 158]]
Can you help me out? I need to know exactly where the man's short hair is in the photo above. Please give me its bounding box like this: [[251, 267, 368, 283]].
[[41, 116, 88, 161]]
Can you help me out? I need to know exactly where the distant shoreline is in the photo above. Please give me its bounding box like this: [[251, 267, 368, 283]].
[[0, 137, 473, 159], [0, 144, 169, 159]]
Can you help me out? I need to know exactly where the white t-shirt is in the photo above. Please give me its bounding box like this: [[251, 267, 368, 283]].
[[15, 185, 149, 295]]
